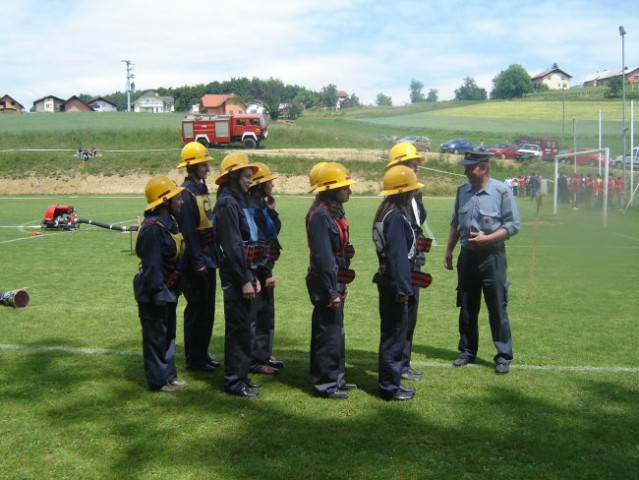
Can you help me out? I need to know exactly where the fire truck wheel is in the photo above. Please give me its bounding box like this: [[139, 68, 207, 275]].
[[242, 138, 257, 149]]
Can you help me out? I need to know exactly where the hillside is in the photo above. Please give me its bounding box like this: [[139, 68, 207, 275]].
[[1, 97, 630, 195]]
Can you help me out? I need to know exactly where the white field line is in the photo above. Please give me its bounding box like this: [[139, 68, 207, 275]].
[[0, 343, 636, 374]]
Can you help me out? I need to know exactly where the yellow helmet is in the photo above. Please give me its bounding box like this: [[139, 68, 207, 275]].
[[250, 162, 277, 188], [378, 165, 424, 196], [178, 141, 212, 168], [144, 176, 184, 211], [386, 142, 425, 171], [314, 162, 356, 193], [308, 161, 328, 193], [215, 152, 258, 185]]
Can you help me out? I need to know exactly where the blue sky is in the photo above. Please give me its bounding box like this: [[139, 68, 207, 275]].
[[3, 0, 639, 107]]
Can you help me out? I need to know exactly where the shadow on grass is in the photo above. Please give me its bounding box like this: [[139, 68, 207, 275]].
[[2, 338, 638, 479]]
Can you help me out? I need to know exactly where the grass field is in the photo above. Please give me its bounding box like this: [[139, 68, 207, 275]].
[[0, 192, 637, 479]]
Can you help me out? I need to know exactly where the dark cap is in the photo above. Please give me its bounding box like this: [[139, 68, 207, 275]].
[[458, 151, 492, 165]]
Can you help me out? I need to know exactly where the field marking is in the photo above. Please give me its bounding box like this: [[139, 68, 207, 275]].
[[0, 344, 636, 374]]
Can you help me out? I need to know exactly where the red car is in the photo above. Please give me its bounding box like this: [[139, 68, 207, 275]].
[[486, 143, 518, 159], [562, 148, 608, 167]]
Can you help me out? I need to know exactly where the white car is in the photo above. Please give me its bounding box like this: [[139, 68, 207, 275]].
[[614, 146, 639, 170], [516, 144, 543, 161]]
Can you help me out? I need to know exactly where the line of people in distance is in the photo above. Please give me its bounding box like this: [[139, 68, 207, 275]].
[[134, 142, 521, 401]]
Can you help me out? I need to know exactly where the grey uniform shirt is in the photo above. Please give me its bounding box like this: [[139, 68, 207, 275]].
[[450, 177, 521, 249]]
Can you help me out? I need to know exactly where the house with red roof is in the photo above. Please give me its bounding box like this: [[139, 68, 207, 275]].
[[199, 94, 246, 115], [0, 94, 25, 112]]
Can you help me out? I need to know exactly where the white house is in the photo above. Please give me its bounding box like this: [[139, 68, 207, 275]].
[[32, 95, 65, 112], [531, 67, 572, 90], [132, 91, 174, 113], [89, 97, 118, 112]]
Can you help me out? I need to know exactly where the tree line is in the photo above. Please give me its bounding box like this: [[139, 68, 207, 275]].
[[79, 78, 361, 120]]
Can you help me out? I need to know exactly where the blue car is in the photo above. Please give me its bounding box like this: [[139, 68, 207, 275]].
[[440, 138, 474, 155]]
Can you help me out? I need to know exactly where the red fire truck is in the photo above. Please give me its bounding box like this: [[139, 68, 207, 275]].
[[182, 114, 268, 149]]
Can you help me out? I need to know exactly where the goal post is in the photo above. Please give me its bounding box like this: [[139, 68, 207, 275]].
[[553, 147, 611, 227]]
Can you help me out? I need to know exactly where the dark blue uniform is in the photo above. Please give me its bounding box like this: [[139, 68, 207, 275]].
[[214, 186, 259, 393], [404, 193, 428, 375], [373, 207, 415, 398], [177, 177, 218, 370], [450, 177, 521, 365], [248, 195, 282, 366], [133, 215, 183, 389], [306, 201, 353, 397]]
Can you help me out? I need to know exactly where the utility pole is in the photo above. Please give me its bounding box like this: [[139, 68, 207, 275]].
[[619, 26, 627, 182], [121, 60, 135, 112]]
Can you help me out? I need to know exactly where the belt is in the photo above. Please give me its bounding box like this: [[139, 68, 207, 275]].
[[461, 245, 504, 256]]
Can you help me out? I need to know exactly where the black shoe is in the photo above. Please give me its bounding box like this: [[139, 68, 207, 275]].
[[452, 356, 475, 367], [495, 363, 510, 375], [225, 387, 259, 398], [245, 380, 262, 389], [186, 363, 217, 372], [401, 368, 423, 381], [325, 390, 349, 400], [250, 363, 279, 375], [399, 384, 416, 394], [339, 383, 357, 391], [267, 358, 285, 369], [380, 390, 414, 401], [207, 359, 221, 368]]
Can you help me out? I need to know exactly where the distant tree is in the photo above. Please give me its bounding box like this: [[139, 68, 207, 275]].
[[261, 77, 285, 121], [426, 88, 438, 102], [491, 64, 533, 99], [349, 93, 361, 108], [294, 89, 320, 109], [376, 93, 392, 106], [286, 99, 304, 119], [409, 79, 425, 103], [605, 76, 623, 98], [78, 93, 93, 104], [454, 77, 487, 101], [320, 84, 338, 109]]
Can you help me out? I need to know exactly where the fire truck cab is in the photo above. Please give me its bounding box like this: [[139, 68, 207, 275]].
[[182, 114, 268, 149]]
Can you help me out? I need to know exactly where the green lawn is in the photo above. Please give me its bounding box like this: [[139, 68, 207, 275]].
[[0, 192, 637, 479]]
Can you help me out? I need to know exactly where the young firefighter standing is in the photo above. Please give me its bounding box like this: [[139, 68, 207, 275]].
[[248, 162, 284, 373], [373, 166, 425, 401], [385, 142, 432, 382], [134, 176, 187, 393], [214, 153, 263, 397], [176, 142, 220, 373], [306, 162, 358, 399], [444, 151, 521, 374]]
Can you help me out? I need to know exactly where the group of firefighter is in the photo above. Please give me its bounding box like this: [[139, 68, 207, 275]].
[[134, 141, 460, 400]]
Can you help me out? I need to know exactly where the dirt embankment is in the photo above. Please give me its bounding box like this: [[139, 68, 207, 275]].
[[0, 148, 456, 195]]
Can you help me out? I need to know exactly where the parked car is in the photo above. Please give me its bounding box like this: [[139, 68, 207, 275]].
[[614, 146, 639, 170], [486, 143, 518, 159], [562, 148, 608, 167], [514, 136, 560, 161], [440, 138, 474, 154], [398, 135, 432, 151], [516, 144, 543, 161]]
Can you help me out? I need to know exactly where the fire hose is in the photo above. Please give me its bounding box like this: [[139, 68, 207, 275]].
[[76, 219, 139, 232], [0, 288, 29, 308]]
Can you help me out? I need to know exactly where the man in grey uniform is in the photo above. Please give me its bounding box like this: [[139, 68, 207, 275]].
[[444, 151, 521, 374]]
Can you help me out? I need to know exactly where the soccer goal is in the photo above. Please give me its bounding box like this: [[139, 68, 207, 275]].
[[553, 147, 612, 227]]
